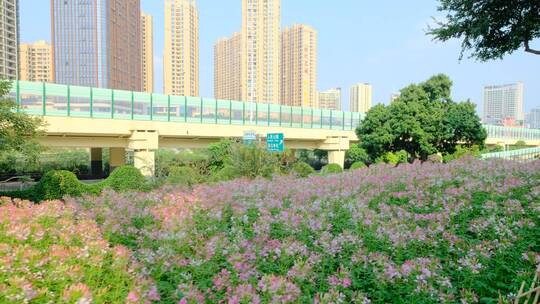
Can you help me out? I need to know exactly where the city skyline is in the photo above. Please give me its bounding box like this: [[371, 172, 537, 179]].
[[18, 0, 540, 113], [50, 0, 142, 90], [483, 82, 524, 126]]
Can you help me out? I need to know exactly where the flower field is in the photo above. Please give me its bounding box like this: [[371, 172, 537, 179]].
[[2, 157, 540, 303]]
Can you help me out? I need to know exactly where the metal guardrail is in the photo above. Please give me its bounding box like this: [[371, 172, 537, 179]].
[[481, 147, 540, 161]]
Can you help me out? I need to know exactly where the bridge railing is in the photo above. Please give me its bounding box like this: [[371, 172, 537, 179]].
[[481, 147, 540, 161], [484, 125, 540, 141], [9, 80, 364, 131], [9, 81, 540, 141]]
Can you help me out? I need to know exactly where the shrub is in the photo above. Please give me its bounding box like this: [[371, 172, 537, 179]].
[[292, 161, 315, 178], [209, 165, 240, 183], [346, 144, 370, 167], [0, 149, 91, 177], [321, 163, 343, 175], [443, 145, 481, 163], [297, 149, 327, 171], [227, 144, 278, 179], [427, 153, 443, 163], [103, 166, 146, 192], [167, 166, 201, 187], [207, 140, 233, 173], [276, 149, 297, 174], [376, 150, 409, 165], [155, 149, 210, 178], [34, 170, 85, 200], [349, 161, 367, 170]]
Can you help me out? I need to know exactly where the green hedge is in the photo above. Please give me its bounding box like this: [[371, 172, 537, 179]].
[[349, 161, 367, 170], [321, 163, 344, 175], [100, 166, 146, 192], [292, 161, 316, 178], [0, 166, 146, 202]]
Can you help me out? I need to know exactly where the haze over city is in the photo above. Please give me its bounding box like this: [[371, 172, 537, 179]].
[[20, 0, 540, 113]]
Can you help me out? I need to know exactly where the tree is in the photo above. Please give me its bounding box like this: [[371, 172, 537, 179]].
[[0, 80, 43, 164], [428, 0, 540, 61], [356, 75, 486, 161], [345, 144, 370, 167]]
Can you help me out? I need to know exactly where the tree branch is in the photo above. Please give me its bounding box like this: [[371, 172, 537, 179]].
[[524, 40, 540, 55]]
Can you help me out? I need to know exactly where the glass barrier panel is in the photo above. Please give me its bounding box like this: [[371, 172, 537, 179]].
[[257, 103, 270, 126], [44, 83, 68, 116], [19, 81, 43, 115], [344, 112, 353, 130], [302, 108, 312, 128], [152, 94, 169, 121], [231, 100, 244, 125], [312, 109, 322, 128], [352, 113, 361, 129], [332, 110, 343, 130], [217, 99, 231, 124], [170, 95, 186, 122], [202, 98, 217, 124], [292, 106, 302, 128], [186, 96, 201, 123], [321, 110, 332, 129], [92, 88, 112, 118], [133, 92, 151, 120], [281, 106, 292, 127], [269, 104, 281, 127], [113, 89, 132, 119], [69, 85, 91, 117], [244, 102, 257, 126]]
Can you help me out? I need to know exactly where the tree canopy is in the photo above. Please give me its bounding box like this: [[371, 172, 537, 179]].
[[356, 74, 487, 162], [429, 0, 540, 61], [0, 80, 43, 163]]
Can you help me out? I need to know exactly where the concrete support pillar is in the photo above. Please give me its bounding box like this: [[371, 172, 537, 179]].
[[109, 148, 126, 172], [90, 148, 103, 177], [318, 136, 350, 169], [328, 150, 346, 169], [133, 150, 155, 177], [128, 130, 159, 177]]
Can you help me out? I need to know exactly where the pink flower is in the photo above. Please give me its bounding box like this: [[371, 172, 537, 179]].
[[126, 291, 139, 303]]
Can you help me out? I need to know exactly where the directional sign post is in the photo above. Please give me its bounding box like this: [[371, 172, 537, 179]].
[[267, 133, 284, 152]]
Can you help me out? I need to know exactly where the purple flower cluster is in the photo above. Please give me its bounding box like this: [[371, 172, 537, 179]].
[[6, 157, 539, 303]]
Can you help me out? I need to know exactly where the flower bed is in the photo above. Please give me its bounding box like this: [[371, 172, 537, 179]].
[[69, 157, 540, 303], [0, 198, 158, 303]]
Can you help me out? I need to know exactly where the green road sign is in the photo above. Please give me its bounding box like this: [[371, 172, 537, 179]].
[[267, 133, 284, 152]]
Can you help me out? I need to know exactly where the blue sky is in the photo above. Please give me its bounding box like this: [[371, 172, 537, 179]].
[[21, 0, 540, 113]]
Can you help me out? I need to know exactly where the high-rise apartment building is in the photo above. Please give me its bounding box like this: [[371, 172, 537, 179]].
[[526, 108, 540, 129], [483, 82, 524, 125], [214, 32, 241, 101], [51, 0, 141, 90], [0, 0, 19, 80], [318, 88, 342, 110], [19, 40, 52, 82], [242, 0, 281, 103], [350, 83, 372, 113], [164, 0, 199, 97], [390, 92, 401, 103], [281, 24, 317, 108], [141, 12, 154, 93]]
